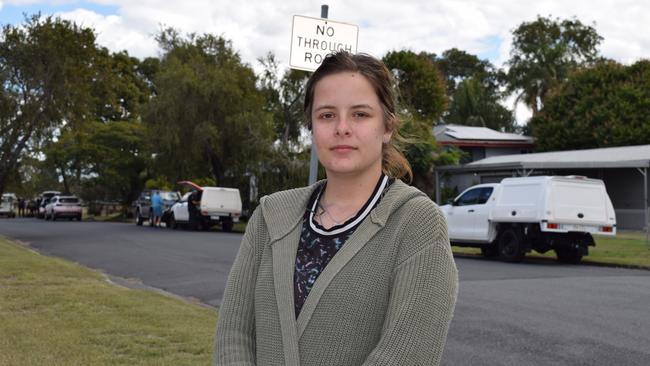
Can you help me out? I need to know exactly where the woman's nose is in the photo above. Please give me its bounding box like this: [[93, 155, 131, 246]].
[[335, 116, 352, 136]]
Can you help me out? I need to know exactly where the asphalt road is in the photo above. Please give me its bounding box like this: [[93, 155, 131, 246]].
[[1, 218, 649, 365], [0, 217, 241, 307]]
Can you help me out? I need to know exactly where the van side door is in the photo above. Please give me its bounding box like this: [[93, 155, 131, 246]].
[[174, 192, 191, 222], [471, 187, 495, 240]]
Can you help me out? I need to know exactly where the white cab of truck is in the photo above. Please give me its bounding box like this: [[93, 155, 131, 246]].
[[440, 176, 616, 263]]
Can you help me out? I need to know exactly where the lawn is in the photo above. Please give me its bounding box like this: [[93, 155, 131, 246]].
[[0, 238, 217, 366], [452, 230, 650, 268]]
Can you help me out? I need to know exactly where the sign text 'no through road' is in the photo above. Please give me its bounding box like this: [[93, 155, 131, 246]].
[[290, 15, 358, 72]]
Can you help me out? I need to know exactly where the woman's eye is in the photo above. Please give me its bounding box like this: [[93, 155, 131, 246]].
[[353, 111, 369, 118], [319, 112, 335, 119]]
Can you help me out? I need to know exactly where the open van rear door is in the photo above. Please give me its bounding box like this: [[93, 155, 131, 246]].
[[177, 181, 203, 191]]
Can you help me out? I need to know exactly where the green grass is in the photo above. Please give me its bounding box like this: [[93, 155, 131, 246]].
[[82, 207, 128, 222], [232, 221, 247, 233], [0, 238, 217, 365], [452, 231, 650, 268]]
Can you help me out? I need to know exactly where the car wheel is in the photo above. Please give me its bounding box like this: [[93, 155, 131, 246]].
[[480, 244, 499, 258], [77, 214, 83, 221], [169, 214, 177, 230], [188, 217, 198, 231], [135, 209, 143, 226], [52, 213, 57, 221], [222, 220, 233, 233], [498, 228, 525, 262], [555, 247, 583, 264]]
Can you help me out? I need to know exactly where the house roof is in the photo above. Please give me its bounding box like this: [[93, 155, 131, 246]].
[[437, 144, 650, 172], [434, 124, 534, 145]]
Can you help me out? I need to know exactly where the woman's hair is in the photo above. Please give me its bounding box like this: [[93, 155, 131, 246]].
[[303, 51, 413, 183]]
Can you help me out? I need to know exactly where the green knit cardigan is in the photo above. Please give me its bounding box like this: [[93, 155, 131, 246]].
[[214, 180, 458, 366]]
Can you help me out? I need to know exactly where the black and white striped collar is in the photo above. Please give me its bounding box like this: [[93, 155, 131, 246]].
[[308, 174, 390, 236]]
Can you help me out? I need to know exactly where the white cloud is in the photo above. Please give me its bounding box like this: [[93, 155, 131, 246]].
[[35, 0, 648, 69], [54, 8, 158, 57]]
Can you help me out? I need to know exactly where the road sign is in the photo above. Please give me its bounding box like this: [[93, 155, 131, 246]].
[[290, 15, 358, 72]]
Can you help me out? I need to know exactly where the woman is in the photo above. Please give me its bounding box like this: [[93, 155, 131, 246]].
[[215, 52, 458, 366]]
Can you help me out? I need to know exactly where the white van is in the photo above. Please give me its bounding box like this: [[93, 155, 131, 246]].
[[441, 176, 616, 263], [168, 187, 242, 232], [0, 193, 17, 218]]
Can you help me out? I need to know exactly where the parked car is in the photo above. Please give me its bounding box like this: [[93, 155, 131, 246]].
[[133, 189, 180, 226], [44, 195, 83, 221], [168, 186, 242, 232], [0, 193, 17, 218], [37, 191, 61, 219], [440, 175, 616, 264]]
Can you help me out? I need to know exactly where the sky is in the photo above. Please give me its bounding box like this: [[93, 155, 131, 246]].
[[1, 0, 649, 123]]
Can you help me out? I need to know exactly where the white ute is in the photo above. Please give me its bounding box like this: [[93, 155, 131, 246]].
[[168, 186, 242, 232], [440, 176, 616, 263], [0, 193, 17, 218]]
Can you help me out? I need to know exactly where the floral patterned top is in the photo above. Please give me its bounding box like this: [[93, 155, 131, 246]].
[[294, 174, 393, 317]]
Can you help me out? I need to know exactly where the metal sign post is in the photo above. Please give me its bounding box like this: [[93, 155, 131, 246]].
[[307, 5, 330, 185]]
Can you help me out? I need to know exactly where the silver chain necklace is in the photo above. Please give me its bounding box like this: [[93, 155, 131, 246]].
[[317, 202, 353, 226]]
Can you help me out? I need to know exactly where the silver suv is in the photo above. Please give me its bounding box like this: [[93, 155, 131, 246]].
[[133, 190, 180, 226]]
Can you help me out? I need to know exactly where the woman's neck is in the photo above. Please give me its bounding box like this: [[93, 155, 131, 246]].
[[320, 169, 383, 215]]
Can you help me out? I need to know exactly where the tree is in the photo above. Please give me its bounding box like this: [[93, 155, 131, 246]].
[[0, 15, 98, 197], [506, 15, 603, 116], [143, 29, 274, 195], [430, 49, 515, 131], [445, 77, 516, 131], [435, 48, 503, 96], [258, 52, 310, 148], [82, 120, 148, 204], [381, 50, 463, 194], [40, 44, 152, 202], [528, 60, 650, 151], [382, 50, 447, 121]]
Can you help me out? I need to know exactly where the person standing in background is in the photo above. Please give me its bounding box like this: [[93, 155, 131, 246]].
[[151, 191, 163, 228], [18, 197, 25, 217]]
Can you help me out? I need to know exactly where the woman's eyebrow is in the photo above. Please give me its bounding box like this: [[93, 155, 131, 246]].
[[313, 105, 336, 112], [314, 104, 374, 111], [351, 104, 374, 110]]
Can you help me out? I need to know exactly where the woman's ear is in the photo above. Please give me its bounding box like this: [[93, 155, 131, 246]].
[[383, 115, 395, 144], [383, 131, 393, 144]]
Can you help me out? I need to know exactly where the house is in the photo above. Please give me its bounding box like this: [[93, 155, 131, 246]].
[[434, 124, 534, 163]]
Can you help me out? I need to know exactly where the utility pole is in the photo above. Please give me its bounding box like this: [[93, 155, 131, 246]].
[[308, 4, 329, 185]]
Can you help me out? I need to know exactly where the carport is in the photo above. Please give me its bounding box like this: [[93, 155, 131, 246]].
[[434, 144, 650, 231]]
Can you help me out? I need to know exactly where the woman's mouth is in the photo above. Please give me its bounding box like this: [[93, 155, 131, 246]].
[[331, 145, 356, 152]]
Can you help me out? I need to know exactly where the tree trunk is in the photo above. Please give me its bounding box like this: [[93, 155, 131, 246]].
[[0, 171, 6, 198], [58, 164, 70, 194], [206, 146, 225, 185]]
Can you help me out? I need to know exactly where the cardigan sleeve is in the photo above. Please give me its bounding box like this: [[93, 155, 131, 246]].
[[214, 205, 267, 366], [361, 200, 458, 366]]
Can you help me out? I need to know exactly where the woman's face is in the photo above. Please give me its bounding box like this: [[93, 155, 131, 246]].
[[311, 72, 392, 179]]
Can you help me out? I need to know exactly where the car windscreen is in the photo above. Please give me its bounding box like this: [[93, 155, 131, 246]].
[[60, 198, 79, 203], [160, 192, 179, 201]]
